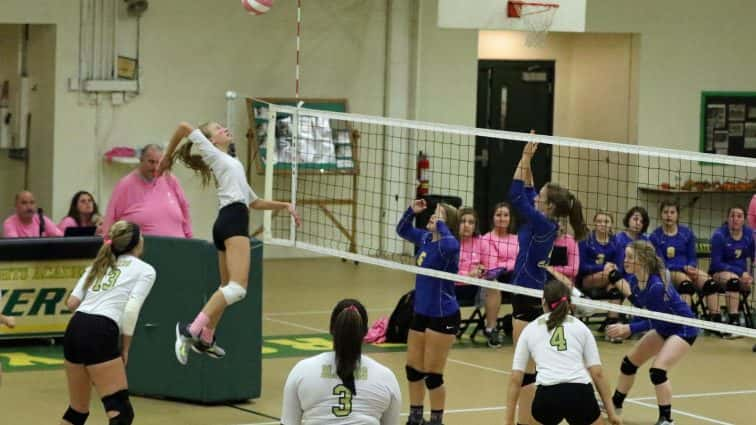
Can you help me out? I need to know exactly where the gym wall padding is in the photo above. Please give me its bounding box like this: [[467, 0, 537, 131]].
[[127, 236, 262, 403]]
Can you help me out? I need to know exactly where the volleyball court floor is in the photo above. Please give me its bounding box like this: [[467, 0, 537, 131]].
[[3, 258, 755, 424]]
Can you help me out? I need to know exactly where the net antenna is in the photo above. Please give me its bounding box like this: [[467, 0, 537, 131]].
[[507, 0, 560, 47]]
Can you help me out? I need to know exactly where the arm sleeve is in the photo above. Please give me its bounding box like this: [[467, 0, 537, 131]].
[[511, 326, 531, 371], [554, 237, 579, 279], [629, 317, 652, 334], [71, 267, 91, 300], [187, 129, 222, 170], [509, 180, 553, 233], [396, 208, 426, 246], [169, 175, 193, 238], [380, 371, 402, 425], [582, 325, 602, 367], [686, 229, 698, 268], [709, 232, 735, 273], [280, 365, 304, 425], [121, 266, 156, 335], [44, 216, 64, 237], [435, 220, 460, 260], [2, 218, 17, 237]]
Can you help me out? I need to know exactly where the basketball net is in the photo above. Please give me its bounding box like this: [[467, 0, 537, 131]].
[[507, 1, 559, 47]]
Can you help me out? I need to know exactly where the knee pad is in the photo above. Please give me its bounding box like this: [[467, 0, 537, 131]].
[[425, 373, 444, 390], [220, 281, 247, 305], [702, 279, 719, 296], [522, 372, 537, 387], [606, 287, 623, 300], [649, 367, 668, 386], [677, 280, 695, 295], [620, 356, 638, 375], [63, 406, 89, 425], [102, 390, 134, 425], [405, 365, 425, 382], [726, 278, 741, 292]]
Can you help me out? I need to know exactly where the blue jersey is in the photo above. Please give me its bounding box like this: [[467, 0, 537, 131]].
[[649, 226, 697, 272], [627, 274, 699, 338], [396, 208, 460, 317], [612, 231, 650, 276], [509, 180, 558, 290], [578, 232, 619, 278], [709, 224, 755, 276]]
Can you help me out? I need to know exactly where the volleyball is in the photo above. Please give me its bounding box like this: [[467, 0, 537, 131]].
[[241, 0, 273, 15]]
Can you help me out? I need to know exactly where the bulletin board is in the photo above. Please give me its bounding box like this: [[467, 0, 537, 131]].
[[700, 91, 756, 158]]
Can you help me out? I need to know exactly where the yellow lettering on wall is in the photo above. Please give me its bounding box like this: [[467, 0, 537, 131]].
[[0, 268, 29, 281]]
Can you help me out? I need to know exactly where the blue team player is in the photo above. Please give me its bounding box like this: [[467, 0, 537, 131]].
[[709, 206, 754, 330], [607, 240, 699, 425], [396, 198, 460, 425], [507, 141, 587, 425], [611, 206, 651, 278], [650, 200, 719, 316]]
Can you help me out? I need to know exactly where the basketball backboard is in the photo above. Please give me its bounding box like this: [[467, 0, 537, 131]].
[[437, 0, 586, 33]]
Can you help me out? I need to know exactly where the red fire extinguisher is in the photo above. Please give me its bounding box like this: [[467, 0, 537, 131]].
[[416, 151, 430, 198]]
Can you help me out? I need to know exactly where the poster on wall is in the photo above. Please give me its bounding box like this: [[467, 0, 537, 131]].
[[713, 130, 729, 154], [707, 104, 726, 128], [745, 122, 756, 149], [701, 92, 756, 158], [728, 122, 744, 137], [728, 104, 746, 121]]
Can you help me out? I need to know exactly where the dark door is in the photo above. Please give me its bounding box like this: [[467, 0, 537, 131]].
[[475, 60, 555, 233]]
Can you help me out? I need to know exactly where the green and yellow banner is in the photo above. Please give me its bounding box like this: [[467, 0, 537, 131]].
[[0, 260, 88, 339]]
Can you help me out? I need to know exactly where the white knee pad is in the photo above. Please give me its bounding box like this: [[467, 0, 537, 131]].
[[220, 282, 247, 305]]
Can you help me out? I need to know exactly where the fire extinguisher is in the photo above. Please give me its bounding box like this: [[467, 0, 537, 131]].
[[416, 151, 430, 198]]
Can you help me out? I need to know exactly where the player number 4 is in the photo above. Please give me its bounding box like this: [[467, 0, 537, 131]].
[[549, 325, 567, 351]]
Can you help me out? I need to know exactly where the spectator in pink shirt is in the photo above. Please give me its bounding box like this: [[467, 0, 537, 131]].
[[58, 191, 103, 235], [2, 191, 63, 238], [102, 144, 192, 238], [479, 202, 519, 348], [748, 194, 756, 230]]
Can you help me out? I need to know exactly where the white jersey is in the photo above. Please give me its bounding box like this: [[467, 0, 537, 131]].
[[512, 313, 601, 386], [188, 129, 258, 209], [281, 352, 401, 425], [71, 255, 155, 335]]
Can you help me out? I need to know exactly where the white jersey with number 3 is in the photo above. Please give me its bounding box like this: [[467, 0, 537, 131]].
[[512, 313, 601, 386], [281, 352, 401, 425], [71, 255, 155, 333]]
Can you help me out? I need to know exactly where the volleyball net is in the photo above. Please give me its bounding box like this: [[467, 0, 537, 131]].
[[227, 95, 756, 339]]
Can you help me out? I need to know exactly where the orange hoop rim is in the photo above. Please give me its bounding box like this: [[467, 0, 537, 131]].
[[508, 1, 559, 18]]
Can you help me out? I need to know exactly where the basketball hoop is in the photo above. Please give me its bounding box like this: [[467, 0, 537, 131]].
[[507, 1, 559, 47]]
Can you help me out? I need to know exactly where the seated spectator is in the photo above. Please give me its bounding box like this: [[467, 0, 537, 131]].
[[479, 202, 519, 348], [611, 206, 650, 277], [549, 223, 580, 286], [456, 207, 485, 297], [749, 194, 756, 230], [709, 206, 754, 332], [58, 191, 103, 235], [650, 200, 718, 318], [2, 191, 63, 238], [102, 144, 193, 238], [577, 211, 623, 341]]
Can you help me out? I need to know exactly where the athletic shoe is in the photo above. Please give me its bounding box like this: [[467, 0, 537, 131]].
[[192, 338, 227, 359], [174, 322, 193, 366], [483, 328, 502, 348], [654, 420, 674, 425]]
